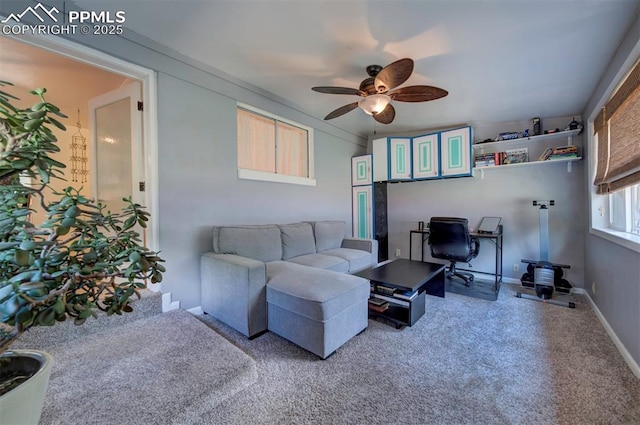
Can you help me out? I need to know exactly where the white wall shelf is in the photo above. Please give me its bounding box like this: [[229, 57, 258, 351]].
[[472, 128, 581, 151], [472, 128, 582, 175], [473, 156, 583, 178]]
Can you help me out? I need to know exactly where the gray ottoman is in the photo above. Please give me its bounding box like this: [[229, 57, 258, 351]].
[[266, 261, 369, 359]]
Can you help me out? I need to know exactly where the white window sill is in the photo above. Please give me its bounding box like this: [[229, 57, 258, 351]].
[[238, 168, 316, 186], [590, 227, 640, 253]]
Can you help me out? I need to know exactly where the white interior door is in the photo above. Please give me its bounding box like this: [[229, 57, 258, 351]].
[[88, 82, 144, 228]]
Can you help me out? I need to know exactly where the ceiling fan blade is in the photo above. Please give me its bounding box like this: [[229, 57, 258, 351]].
[[324, 102, 359, 120], [373, 103, 395, 124], [312, 86, 363, 96], [374, 58, 414, 93], [389, 85, 449, 102]]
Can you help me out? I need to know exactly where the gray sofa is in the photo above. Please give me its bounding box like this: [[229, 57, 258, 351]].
[[201, 220, 377, 358]]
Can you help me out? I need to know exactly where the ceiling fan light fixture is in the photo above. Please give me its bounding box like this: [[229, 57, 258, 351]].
[[358, 94, 391, 115]]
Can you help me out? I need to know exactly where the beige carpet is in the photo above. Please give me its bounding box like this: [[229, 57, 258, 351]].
[[12, 309, 257, 425], [11, 285, 640, 424], [196, 283, 640, 424]]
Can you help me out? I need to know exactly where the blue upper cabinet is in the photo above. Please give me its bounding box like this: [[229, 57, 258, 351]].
[[412, 133, 440, 179], [371, 126, 472, 182], [372, 137, 411, 181], [440, 126, 472, 177], [389, 137, 412, 180], [351, 154, 372, 186]]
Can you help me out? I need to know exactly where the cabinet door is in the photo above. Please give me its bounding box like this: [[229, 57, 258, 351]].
[[372, 137, 388, 182], [412, 133, 439, 179], [352, 186, 373, 239], [351, 154, 372, 186], [389, 137, 411, 180], [440, 127, 472, 177]]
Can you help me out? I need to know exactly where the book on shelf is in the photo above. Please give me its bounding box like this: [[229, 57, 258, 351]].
[[537, 145, 578, 161], [371, 293, 410, 307], [502, 147, 528, 164], [368, 297, 387, 307], [474, 152, 507, 167], [368, 301, 389, 313], [372, 284, 395, 296], [537, 147, 553, 161], [393, 289, 419, 301]]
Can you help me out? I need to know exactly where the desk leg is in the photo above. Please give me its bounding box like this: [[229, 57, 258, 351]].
[[409, 232, 413, 261], [494, 235, 503, 292]]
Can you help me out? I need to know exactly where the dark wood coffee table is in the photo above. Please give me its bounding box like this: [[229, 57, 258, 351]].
[[355, 259, 446, 328]]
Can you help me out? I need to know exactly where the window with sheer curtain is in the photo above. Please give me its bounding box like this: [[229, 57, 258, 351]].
[[237, 105, 314, 186]]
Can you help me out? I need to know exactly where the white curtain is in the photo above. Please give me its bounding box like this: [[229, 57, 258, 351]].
[[237, 108, 308, 178], [277, 122, 308, 177], [237, 109, 275, 172]]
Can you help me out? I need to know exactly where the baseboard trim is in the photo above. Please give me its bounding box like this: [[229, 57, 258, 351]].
[[583, 291, 640, 379], [162, 292, 180, 312], [499, 276, 520, 284], [187, 306, 204, 315]]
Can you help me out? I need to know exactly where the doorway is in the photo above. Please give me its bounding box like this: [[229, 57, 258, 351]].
[[0, 34, 159, 256]]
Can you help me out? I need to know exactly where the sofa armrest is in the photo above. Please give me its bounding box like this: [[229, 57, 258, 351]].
[[342, 237, 378, 267], [201, 253, 267, 338]]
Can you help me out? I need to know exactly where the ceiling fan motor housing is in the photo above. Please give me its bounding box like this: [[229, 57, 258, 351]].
[[366, 64, 383, 77], [359, 77, 378, 95]]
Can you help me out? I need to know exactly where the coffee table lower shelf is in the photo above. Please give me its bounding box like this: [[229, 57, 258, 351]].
[[368, 292, 426, 329], [356, 259, 446, 329]]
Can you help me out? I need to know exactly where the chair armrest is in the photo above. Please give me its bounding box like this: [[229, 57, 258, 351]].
[[342, 237, 379, 267], [200, 253, 267, 337]]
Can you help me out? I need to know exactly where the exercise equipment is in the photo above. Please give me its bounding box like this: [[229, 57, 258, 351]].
[[516, 200, 576, 308]]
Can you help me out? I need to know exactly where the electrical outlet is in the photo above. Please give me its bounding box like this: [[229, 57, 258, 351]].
[[513, 263, 519, 272], [592, 281, 596, 294], [395, 249, 401, 258]]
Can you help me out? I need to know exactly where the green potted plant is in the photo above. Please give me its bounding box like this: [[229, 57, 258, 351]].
[[0, 81, 164, 424]]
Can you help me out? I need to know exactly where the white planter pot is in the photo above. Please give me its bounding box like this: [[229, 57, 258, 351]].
[[0, 349, 53, 425]]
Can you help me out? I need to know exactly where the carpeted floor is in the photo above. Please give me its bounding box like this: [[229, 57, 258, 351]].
[[195, 283, 640, 425], [11, 285, 640, 424], [13, 305, 258, 425]]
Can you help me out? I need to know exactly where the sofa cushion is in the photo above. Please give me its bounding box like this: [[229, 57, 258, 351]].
[[279, 223, 317, 260], [216, 225, 282, 262], [321, 248, 372, 273], [286, 253, 349, 273], [313, 221, 346, 252], [266, 261, 369, 322]]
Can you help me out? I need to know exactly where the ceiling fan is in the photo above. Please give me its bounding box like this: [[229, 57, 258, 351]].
[[311, 58, 448, 124]]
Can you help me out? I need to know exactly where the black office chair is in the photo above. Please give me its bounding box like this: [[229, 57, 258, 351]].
[[428, 217, 480, 286]]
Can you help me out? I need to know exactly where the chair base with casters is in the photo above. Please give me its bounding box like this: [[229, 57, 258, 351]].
[[447, 262, 474, 286], [427, 217, 480, 288]]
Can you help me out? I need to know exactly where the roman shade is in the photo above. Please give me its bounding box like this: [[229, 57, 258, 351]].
[[593, 60, 640, 194]]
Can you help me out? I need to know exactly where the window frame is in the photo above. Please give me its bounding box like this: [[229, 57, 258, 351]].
[[237, 102, 316, 187], [608, 188, 629, 232]]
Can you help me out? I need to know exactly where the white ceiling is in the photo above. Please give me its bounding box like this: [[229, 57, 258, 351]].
[[5, 1, 640, 139]]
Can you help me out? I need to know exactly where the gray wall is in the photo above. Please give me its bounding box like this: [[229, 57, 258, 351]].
[[581, 10, 640, 368], [156, 74, 364, 307], [16, 8, 368, 309], [371, 116, 586, 287]]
